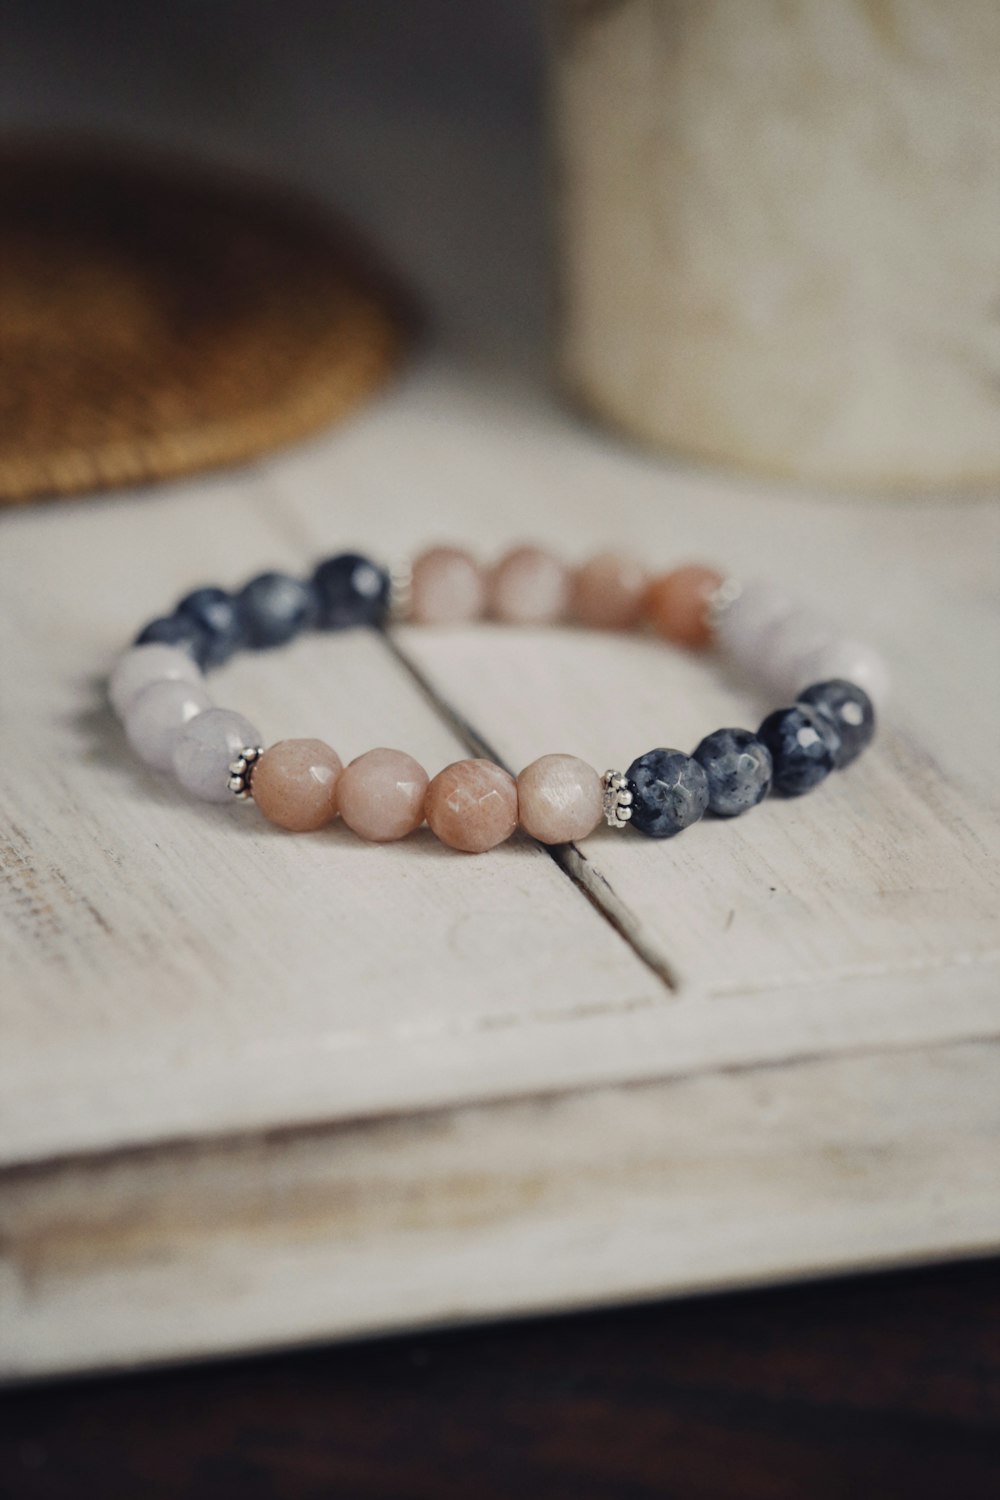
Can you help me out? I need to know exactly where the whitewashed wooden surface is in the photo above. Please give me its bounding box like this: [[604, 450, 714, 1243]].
[[1, 2, 999, 1378]]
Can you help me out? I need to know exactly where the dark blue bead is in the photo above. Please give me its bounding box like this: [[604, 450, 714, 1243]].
[[693, 728, 772, 817], [238, 572, 317, 648], [626, 748, 709, 838], [757, 704, 841, 796], [313, 552, 389, 630], [798, 679, 875, 768], [177, 586, 244, 669], [134, 613, 208, 664]]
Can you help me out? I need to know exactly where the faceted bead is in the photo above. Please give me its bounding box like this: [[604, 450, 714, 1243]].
[[626, 749, 709, 838], [337, 748, 428, 842], [798, 679, 876, 768], [410, 547, 486, 625], [238, 572, 317, 649], [516, 754, 604, 844], [313, 553, 389, 630], [134, 612, 209, 664], [645, 565, 724, 648], [173, 708, 263, 803], [755, 607, 837, 701], [489, 546, 570, 625], [757, 704, 841, 797], [124, 679, 214, 772], [793, 639, 891, 709], [108, 643, 204, 719], [693, 728, 773, 817], [177, 586, 244, 669], [252, 738, 342, 831], [424, 759, 518, 853], [713, 579, 797, 673], [571, 552, 649, 630]]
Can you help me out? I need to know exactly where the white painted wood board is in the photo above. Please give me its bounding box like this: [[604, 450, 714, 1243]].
[[0, 0, 999, 1379]]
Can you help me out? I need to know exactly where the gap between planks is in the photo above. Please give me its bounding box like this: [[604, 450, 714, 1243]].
[[381, 629, 684, 993]]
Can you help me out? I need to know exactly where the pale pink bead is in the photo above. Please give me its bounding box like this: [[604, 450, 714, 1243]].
[[410, 547, 486, 625], [252, 739, 342, 832], [572, 552, 649, 630], [424, 759, 518, 853], [489, 546, 570, 625], [337, 748, 429, 842], [517, 754, 603, 844]]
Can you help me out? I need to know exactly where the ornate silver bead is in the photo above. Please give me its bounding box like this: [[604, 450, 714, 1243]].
[[602, 769, 633, 828], [227, 744, 264, 801]]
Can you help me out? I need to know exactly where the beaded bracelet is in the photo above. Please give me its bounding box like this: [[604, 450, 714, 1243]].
[[108, 546, 884, 854]]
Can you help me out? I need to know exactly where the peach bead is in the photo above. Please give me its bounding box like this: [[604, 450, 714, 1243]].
[[410, 546, 486, 625], [645, 564, 724, 648], [252, 738, 342, 832], [337, 748, 429, 842], [572, 551, 650, 630], [489, 546, 570, 625], [516, 754, 603, 845], [424, 758, 518, 853]]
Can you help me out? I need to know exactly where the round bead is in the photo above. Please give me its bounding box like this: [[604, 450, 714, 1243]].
[[645, 565, 724, 648], [337, 748, 429, 842], [793, 639, 891, 709], [713, 579, 797, 668], [571, 552, 650, 630], [134, 612, 208, 663], [798, 679, 876, 768], [108, 644, 204, 719], [489, 546, 570, 625], [692, 728, 773, 817], [757, 704, 841, 797], [172, 708, 263, 803], [410, 547, 486, 625], [238, 572, 317, 649], [626, 749, 710, 838], [755, 607, 837, 701], [516, 754, 604, 844], [124, 679, 214, 772], [177, 586, 244, 669], [313, 553, 390, 630], [252, 738, 342, 832], [424, 759, 519, 853]]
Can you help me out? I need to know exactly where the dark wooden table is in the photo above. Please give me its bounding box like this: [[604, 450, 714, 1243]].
[[3, 1257, 999, 1500]]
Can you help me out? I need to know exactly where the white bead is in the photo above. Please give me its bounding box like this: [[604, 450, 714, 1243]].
[[794, 638, 892, 708], [714, 579, 797, 673], [172, 708, 263, 803], [125, 680, 214, 772], [757, 607, 838, 700], [108, 644, 203, 720]]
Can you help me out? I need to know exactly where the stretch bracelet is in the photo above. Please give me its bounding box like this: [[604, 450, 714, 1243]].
[[108, 546, 884, 854]]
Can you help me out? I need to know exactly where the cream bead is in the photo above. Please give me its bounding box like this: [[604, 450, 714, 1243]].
[[109, 643, 204, 719], [516, 754, 603, 844], [714, 579, 797, 669], [337, 748, 428, 842], [410, 547, 486, 625], [124, 679, 213, 772], [489, 546, 570, 625]]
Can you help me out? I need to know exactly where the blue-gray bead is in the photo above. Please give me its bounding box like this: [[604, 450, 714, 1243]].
[[626, 748, 709, 838], [798, 679, 875, 769], [757, 704, 841, 796], [313, 552, 389, 630], [238, 572, 317, 648], [177, 586, 243, 669], [693, 728, 772, 817], [134, 613, 208, 664]]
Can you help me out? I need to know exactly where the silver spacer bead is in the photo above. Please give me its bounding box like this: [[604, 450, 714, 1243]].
[[602, 769, 633, 828], [387, 554, 413, 624], [706, 574, 743, 631], [227, 744, 264, 801]]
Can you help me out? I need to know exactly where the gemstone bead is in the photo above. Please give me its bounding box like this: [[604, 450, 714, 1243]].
[[645, 565, 724, 648], [337, 748, 429, 842], [798, 679, 876, 768], [313, 553, 389, 630], [238, 572, 317, 649], [692, 728, 773, 817], [108, 643, 204, 719], [489, 546, 570, 625], [424, 759, 519, 853], [134, 612, 209, 664], [173, 708, 263, 803], [571, 552, 649, 631], [793, 639, 891, 709], [410, 547, 486, 625], [713, 579, 798, 678], [757, 704, 841, 797], [177, 586, 243, 669], [252, 738, 342, 831], [516, 754, 604, 844], [626, 749, 709, 838], [124, 679, 214, 772]]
